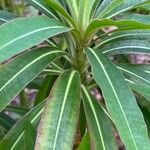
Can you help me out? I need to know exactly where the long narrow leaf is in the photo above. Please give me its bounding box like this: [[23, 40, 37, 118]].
[[118, 64, 150, 86], [34, 75, 57, 106], [0, 113, 15, 130], [35, 70, 81, 150], [0, 16, 70, 62], [0, 47, 64, 111], [85, 48, 150, 149], [45, 0, 76, 27], [84, 19, 150, 39], [105, 0, 149, 18], [96, 0, 123, 18], [81, 85, 117, 150], [27, 0, 59, 19], [96, 29, 150, 48], [101, 40, 150, 54], [0, 102, 45, 149]]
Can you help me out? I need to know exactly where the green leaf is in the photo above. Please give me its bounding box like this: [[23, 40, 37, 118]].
[[78, 0, 96, 29], [105, 0, 149, 18], [85, 48, 150, 149], [45, 0, 76, 27], [0, 113, 15, 130], [129, 82, 150, 100], [96, 0, 123, 18], [34, 75, 57, 106], [81, 85, 117, 150], [0, 47, 64, 111], [96, 29, 150, 48], [79, 102, 87, 137], [35, 70, 81, 150], [24, 122, 36, 150], [0, 10, 17, 24], [141, 3, 150, 11], [65, 0, 79, 22], [42, 69, 63, 76], [122, 13, 150, 24], [0, 101, 45, 149], [77, 133, 90, 150], [118, 64, 150, 86], [4, 106, 28, 116], [100, 40, 150, 54], [84, 19, 150, 39], [0, 16, 70, 62], [27, 0, 59, 19], [119, 64, 150, 100], [137, 96, 150, 137]]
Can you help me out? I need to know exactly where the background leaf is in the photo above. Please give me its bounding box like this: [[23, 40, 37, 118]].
[[0, 102, 45, 149]]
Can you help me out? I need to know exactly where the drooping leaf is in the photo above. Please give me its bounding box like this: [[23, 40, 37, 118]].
[[0, 47, 64, 111], [81, 85, 117, 150], [35, 70, 81, 150], [0, 16, 70, 62], [0, 101, 45, 149], [85, 47, 150, 149]]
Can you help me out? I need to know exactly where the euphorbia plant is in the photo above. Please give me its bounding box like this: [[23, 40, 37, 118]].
[[0, 0, 150, 149]]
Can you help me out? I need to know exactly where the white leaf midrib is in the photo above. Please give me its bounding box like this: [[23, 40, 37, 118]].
[[0, 50, 62, 92], [0, 18, 7, 22], [96, 33, 150, 48], [52, 71, 76, 150], [82, 85, 106, 150], [118, 66, 150, 85], [88, 48, 137, 149], [102, 46, 150, 53]]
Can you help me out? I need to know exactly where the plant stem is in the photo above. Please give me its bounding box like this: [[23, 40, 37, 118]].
[[73, 46, 87, 83]]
